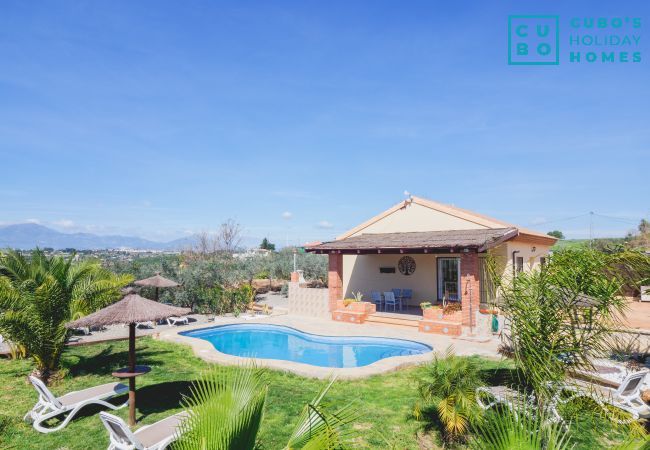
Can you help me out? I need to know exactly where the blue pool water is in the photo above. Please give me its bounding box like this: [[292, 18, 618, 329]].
[[181, 324, 432, 368]]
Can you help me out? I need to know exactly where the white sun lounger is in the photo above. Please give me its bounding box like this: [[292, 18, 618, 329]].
[[25, 376, 128, 433], [136, 321, 155, 329], [166, 316, 189, 326], [100, 411, 189, 450], [476, 386, 563, 426], [553, 371, 649, 424]]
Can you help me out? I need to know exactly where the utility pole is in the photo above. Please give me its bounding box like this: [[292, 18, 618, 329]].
[[589, 211, 594, 247]]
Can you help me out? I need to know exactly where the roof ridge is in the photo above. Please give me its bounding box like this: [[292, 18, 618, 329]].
[[336, 195, 556, 242], [411, 196, 552, 240]]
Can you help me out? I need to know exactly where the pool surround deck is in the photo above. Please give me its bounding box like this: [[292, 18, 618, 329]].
[[157, 314, 501, 379]]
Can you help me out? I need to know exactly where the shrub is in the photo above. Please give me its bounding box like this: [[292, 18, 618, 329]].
[[413, 348, 484, 443]]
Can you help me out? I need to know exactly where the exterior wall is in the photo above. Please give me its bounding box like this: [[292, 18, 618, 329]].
[[506, 238, 551, 272], [328, 254, 343, 311], [490, 239, 553, 281], [288, 282, 330, 319], [348, 202, 489, 237], [343, 252, 487, 309], [342, 253, 439, 307]]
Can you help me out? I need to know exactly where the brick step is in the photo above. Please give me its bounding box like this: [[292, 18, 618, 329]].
[[365, 314, 420, 328]]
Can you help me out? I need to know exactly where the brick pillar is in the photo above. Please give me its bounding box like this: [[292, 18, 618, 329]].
[[460, 252, 480, 327], [328, 253, 343, 312]]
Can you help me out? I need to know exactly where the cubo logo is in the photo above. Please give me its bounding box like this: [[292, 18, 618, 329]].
[[508, 15, 560, 65]]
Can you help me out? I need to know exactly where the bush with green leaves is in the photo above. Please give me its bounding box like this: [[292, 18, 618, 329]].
[[175, 367, 357, 449], [0, 249, 131, 383], [412, 348, 484, 443]]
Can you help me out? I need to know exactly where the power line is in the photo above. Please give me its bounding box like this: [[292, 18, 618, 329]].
[[592, 213, 640, 225], [525, 213, 591, 227], [526, 212, 643, 228]]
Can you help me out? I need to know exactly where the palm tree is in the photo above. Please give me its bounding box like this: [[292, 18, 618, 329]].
[[175, 367, 357, 449], [0, 249, 131, 382], [412, 348, 484, 443], [492, 249, 633, 404]]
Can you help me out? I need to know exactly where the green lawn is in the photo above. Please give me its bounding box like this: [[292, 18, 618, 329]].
[[0, 338, 640, 449]]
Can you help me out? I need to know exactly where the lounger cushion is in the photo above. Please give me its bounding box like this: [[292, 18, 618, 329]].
[[58, 382, 128, 407], [134, 412, 189, 447]]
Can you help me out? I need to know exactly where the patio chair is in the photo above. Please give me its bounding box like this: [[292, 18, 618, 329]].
[[24, 375, 128, 433], [476, 386, 563, 427], [551, 371, 649, 424], [166, 316, 189, 326], [370, 291, 383, 311], [136, 321, 155, 329], [391, 289, 403, 310], [100, 410, 189, 450], [401, 289, 413, 309], [384, 291, 398, 312]]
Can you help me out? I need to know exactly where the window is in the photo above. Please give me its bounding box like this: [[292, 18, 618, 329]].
[[437, 257, 461, 301], [516, 256, 524, 273]]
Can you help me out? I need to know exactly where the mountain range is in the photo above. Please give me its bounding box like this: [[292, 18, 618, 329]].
[[0, 223, 194, 251]]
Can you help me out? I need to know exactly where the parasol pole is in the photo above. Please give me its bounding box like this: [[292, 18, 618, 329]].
[[128, 322, 137, 426]]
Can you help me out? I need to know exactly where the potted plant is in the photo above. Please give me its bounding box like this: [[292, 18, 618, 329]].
[[337, 292, 375, 314], [343, 291, 363, 307]]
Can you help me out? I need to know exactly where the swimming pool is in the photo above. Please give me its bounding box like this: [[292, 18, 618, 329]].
[[180, 324, 432, 368]]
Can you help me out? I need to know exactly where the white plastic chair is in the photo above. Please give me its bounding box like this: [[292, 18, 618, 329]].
[[24, 376, 128, 433], [100, 411, 189, 450]]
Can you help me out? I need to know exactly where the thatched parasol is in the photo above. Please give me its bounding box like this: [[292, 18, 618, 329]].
[[66, 294, 190, 425], [134, 272, 180, 301]]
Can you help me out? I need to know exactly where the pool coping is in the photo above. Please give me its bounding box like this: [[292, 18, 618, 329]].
[[157, 315, 437, 379]]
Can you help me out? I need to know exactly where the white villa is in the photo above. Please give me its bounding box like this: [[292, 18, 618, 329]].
[[301, 196, 557, 335]]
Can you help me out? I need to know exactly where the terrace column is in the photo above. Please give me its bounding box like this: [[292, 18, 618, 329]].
[[460, 252, 480, 327], [328, 253, 343, 311]]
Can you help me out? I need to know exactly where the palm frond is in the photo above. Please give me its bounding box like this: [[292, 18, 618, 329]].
[[175, 367, 267, 450], [286, 377, 358, 449], [471, 403, 572, 450]]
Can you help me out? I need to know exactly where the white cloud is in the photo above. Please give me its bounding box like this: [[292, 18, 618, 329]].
[[317, 220, 334, 229], [53, 219, 75, 228], [529, 217, 547, 225], [25, 218, 41, 224], [282, 211, 293, 220]]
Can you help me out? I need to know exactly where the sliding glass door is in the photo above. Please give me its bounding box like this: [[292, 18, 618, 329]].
[[437, 257, 460, 301]]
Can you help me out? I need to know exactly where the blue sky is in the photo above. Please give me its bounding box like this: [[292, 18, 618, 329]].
[[1, 1, 648, 245]]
